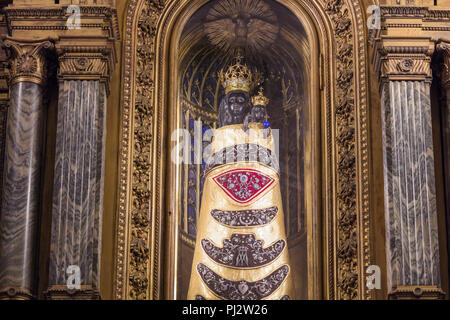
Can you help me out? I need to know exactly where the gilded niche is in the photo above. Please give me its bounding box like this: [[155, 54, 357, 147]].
[[116, 0, 370, 300], [178, 0, 308, 300]]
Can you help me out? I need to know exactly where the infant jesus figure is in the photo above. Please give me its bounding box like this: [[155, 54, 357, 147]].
[[244, 87, 270, 138]]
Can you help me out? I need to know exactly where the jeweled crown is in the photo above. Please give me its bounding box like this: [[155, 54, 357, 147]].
[[219, 54, 254, 94], [252, 88, 269, 107]]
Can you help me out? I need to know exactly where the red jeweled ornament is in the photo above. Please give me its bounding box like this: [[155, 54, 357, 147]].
[[212, 169, 275, 204]]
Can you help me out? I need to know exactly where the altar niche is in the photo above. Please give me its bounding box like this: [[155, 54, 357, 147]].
[[117, 0, 371, 301], [171, 0, 313, 300]]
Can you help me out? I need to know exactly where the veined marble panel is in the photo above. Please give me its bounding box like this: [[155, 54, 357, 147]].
[[48, 80, 106, 290], [0, 82, 45, 292], [381, 80, 440, 291]]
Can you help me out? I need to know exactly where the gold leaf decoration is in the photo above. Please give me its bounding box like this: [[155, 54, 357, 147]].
[[204, 0, 279, 53]]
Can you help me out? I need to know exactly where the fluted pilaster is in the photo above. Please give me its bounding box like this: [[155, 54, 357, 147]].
[[46, 79, 106, 300], [45, 39, 116, 299], [374, 39, 445, 299]]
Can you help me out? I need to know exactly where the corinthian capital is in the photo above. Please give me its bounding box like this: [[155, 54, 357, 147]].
[[2, 37, 54, 86], [437, 42, 450, 90]]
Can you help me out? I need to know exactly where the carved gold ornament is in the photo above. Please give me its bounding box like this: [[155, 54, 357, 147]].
[[74, 57, 90, 71], [397, 59, 414, 72], [16, 55, 37, 74], [219, 53, 256, 94], [374, 45, 434, 82], [57, 50, 111, 91], [3, 38, 54, 86], [251, 87, 269, 107], [204, 0, 280, 53]]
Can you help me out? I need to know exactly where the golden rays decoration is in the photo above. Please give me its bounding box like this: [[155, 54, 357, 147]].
[[203, 0, 280, 53]]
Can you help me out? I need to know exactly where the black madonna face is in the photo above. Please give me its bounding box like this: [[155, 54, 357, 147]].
[[252, 105, 266, 122], [228, 92, 247, 116]]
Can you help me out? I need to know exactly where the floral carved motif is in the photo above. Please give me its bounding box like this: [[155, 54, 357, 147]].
[[397, 59, 414, 72], [325, 0, 358, 300], [74, 57, 90, 71], [127, 0, 164, 300]]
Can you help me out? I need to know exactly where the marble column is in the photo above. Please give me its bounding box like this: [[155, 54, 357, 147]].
[[375, 41, 445, 299], [45, 49, 110, 299], [0, 39, 53, 300]]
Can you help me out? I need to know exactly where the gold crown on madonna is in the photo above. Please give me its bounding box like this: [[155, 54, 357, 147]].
[[252, 88, 269, 107], [219, 54, 254, 94]]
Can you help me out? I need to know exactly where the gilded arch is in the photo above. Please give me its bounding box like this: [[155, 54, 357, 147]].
[[114, 0, 371, 300]]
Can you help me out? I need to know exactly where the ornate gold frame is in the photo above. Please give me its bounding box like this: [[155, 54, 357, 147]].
[[115, 0, 371, 300]]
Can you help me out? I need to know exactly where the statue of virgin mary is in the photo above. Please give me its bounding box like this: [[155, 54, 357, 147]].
[[187, 55, 295, 300]]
